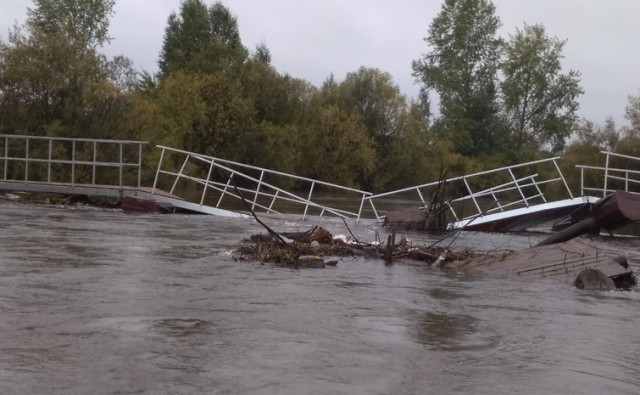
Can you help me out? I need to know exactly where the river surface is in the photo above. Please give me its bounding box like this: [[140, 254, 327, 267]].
[[1, 202, 640, 395]]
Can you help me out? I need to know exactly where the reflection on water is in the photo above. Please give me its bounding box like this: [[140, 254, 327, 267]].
[[1, 203, 640, 394]]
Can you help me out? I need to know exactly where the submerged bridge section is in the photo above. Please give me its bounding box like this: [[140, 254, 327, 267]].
[[3, 134, 635, 232], [150, 145, 372, 220], [0, 134, 371, 220], [365, 156, 599, 232], [0, 134, 246, 217]]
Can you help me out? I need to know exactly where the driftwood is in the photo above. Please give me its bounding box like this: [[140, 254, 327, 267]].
[[235, 224, 475, 269], [281, 226, 333, 244], [232, 182, 287, 246], [383, 228, 396, 264]]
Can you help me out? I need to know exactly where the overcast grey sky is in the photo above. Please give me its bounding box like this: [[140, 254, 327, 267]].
[[2, 0, 639, 125]]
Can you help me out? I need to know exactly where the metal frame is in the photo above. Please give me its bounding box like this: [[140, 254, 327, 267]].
[[151, 145, 372, 221], [0, 134, 147, 187], [577, 151, 640, 197], [1, 134, 594, 227], [363, 157, 572, 223]]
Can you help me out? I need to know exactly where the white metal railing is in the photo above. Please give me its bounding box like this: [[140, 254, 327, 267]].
[[151, 145, 372, 221], [577, 151, 640, 197], [364, 157, 572, 222], [0, 134, 147, 187]]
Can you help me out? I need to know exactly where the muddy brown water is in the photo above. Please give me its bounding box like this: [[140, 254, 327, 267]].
[[1, 203, 640, 395]]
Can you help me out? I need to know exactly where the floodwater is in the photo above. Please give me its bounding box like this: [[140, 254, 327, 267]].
[[1, 203, 640, 395]]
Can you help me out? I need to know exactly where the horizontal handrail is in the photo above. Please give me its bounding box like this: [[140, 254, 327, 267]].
[[0, 134, 147, 145], [365, 156, 570, 223], [1, 134, 147, 187], [576, 164, 640, 175], [156, 145, 371, 196], [152, 145, 368, 220], [185, 152, 356, 218], [365, 157, 563, 201], [1, 157, 141, 168], [578, 151, 640, 197]]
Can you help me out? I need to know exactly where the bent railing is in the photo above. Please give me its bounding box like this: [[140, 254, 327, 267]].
[[0, 134, 147, 187], [3, 134, 596, 225], [364, 157, 572, 222], [577, 151, 640, 197], [151, 145, 372, 221]]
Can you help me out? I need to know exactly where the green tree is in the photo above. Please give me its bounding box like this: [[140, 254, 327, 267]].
[[183, 72, 254, 161], [612, 92, 640, 159], [313, 68, 411, 189], [383, 103, 438, 189], [623, 91, 640, 135], [152, 0, 315, 177], [501, 24, 583, 154], [236, 62, 311, 174], [142, 71, 208, 147], [252, 42, 271, 64], [0, 0, 134, 138], [158, 0, 248, 76], [239, 60, 311, 126], [561, 118, 619, 195], [298, 105, 376, 187], [413, 0, 503, 156], [26, 0, 114, 48], [336, 67, 405, 145]]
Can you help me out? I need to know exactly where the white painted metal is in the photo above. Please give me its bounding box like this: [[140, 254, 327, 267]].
[[364, 157, 573, 224], [577, 151, 640, 197], [7, 134, 622, 229], [0, 135, 249, 217], [153, 145, 372, 221], [0, 134, 147, 188], [448, 196, 600, 230]]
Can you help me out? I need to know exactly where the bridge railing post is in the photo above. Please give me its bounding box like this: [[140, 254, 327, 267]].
[[137, 143, 143, 187], [216, 173, 234, 208], [252, 170, 264, 211], [24, 138, 29, 181], [119, 143, 123, 187], [151, 146, 166, 195], [302, 181, 315, 221], [200, 159, 215, 206], [356, 192, 366, 223], [553, 158, 573, 199], [170, 155, 190, 195], [48, 139, 52, 182], [92, 141, 97, 184], [603, 152, 611, 197], [463, 176, 482, 214], [3, 136, 7, 180], [71, 140, 76, 186]]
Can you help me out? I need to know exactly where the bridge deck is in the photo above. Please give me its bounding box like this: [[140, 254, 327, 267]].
[[4, 135, 636, 227], [0, 180, 247, 218], [459, 239, 633, 285], [450, 196, 600, 232]]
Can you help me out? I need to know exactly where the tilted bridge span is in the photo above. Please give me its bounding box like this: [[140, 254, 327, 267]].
[[1, 134, 636, 232]]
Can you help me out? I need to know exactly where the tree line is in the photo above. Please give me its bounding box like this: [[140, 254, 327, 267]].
[[1, 0, 639, 194]]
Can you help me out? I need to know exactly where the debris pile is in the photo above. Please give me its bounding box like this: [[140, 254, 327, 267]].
[[234, 225, 475, 269], [232, 181, 636, 290]]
